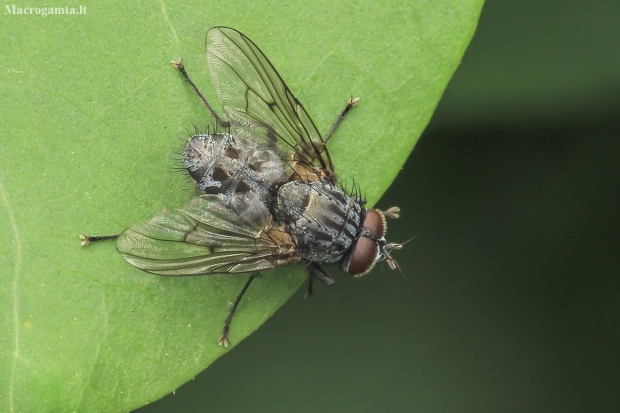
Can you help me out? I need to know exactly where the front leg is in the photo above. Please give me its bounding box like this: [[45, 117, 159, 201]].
[[171, 59, 230, 128]]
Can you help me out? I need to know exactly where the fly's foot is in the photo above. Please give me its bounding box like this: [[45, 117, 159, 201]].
[[348, 97, 361, 106], [80, 234, 91, 247], [170, 58, 184, 70], [218, 333, 231, 348]]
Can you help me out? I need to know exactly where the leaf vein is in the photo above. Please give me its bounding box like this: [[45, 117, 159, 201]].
[[76, 292, 110, 411], [0, 175, 22, 413], [159, 0, 180, 44]]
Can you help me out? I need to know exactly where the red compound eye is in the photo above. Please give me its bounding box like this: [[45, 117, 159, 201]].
[[363, 209, 386, 238], [347, 236, 378, 276], [346, 209, 388, 276]]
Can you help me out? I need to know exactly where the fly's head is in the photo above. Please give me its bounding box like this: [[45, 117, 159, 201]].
[[342, 206, 402, 277]]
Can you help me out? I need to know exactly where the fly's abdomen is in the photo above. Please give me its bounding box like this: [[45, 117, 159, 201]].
[[274, 181, 363, 263], [183, 133, 289, 197]]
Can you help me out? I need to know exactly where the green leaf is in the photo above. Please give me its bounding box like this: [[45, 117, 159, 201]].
[[0, 0, 483, 411]]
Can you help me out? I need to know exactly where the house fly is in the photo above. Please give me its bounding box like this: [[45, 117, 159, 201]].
[[81, 27, 402, 347]]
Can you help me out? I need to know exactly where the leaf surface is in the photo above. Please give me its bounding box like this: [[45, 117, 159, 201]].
[[0, 0, 483, 411]]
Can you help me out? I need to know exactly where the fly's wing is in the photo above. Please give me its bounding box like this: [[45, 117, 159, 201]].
[[206, 26, 336, 182], [116, 194, 300, 276]]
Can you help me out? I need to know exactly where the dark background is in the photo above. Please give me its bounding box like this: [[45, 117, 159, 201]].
[[139, 1, 620, 412]]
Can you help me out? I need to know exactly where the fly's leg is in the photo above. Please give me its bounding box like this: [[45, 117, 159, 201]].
[[324, 97, 361, 144], [308, 262, 335, 286], [219, 272, 260, 347], [80, 234, 119, 247], [305, 263, 335, 298], [170, 59, 230, 128], [305, 272, 314, 299]]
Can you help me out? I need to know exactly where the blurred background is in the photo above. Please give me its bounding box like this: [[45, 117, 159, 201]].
[[139, 1, 620, 412]]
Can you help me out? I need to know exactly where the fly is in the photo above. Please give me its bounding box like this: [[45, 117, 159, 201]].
[[81, 27, 402, 347]]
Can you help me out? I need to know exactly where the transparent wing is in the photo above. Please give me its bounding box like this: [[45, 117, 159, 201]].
[[206, 26, 336, 181], [116, 194, 300, 276]]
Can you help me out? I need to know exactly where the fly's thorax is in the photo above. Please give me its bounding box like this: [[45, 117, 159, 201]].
[[273, 180, 363, 263], [183, 133, 289, 198]]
